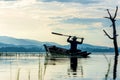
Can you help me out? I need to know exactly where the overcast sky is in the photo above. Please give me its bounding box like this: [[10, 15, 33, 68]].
[[0, 0, 120, 47]]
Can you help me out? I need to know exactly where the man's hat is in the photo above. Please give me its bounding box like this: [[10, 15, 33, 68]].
[[72, 36, 77, 40]]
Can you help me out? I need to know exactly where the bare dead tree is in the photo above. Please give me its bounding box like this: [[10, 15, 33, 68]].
[[103, 6, 119, 80]]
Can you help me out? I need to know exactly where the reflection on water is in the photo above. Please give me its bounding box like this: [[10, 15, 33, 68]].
[[0, 53, 120, 80], [68, 57, 78, 76], [68, 57, 84, 77], [70, 57, 77, 72]]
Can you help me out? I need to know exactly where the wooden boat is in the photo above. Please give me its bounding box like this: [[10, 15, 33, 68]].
[[44, 44, 91, 58]]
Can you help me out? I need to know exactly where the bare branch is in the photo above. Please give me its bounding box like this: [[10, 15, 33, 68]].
[[103, 29, 113, 39], [104, 17, 110, 19], [116, 34, 119, 36], [114, 6, 118, 19], [110, 24, 113, 27], [107, 9, 112, 19]]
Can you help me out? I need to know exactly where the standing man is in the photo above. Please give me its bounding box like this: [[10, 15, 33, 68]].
[[67, 36, 84, 73], [67, 36, 84, 53]]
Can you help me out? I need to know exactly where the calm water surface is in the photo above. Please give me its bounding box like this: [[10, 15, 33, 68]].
[[0, 53, 120, 80]]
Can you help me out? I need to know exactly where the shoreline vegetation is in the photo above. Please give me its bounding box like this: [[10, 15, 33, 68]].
[[0, 46, 119, 52], [0, 52, 117, 57]]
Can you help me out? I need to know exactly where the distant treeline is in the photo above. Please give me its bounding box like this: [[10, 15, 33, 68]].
[[80, 47, 116, 52], [0, 47, 44, 52], [0, 47, 119, 52]]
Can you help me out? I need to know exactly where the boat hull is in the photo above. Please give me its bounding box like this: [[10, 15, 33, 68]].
[[44, 44, 91, 58]]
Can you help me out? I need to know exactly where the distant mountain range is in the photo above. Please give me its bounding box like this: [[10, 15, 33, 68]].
[[0, 36, 118, 52], [0, 36, 63, 52]]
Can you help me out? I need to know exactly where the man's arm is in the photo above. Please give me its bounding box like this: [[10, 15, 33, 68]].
[[77, 38, 84, 44], [67, 36, 71, 42]]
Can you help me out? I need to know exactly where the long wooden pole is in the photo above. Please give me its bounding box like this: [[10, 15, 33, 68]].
[[52, 32, 83, 39]]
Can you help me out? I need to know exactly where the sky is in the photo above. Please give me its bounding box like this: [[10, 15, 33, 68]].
[[0, 0, 120, 47]]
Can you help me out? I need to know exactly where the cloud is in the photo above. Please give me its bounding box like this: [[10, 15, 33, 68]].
[[0, 0, 17, 1], [61, 18, 103, 24], [38, 0, 101, 4], [59, 18, 111, 28], [0, 0, 120, 46]]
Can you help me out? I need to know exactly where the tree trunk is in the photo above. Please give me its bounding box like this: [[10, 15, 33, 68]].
[[112, 20, 119, 80], [103, 6, 119, 80]]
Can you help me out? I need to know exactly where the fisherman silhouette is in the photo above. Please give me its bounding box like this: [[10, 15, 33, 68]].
[[67, 36, 84, 53], [67, 36, 84, 76]]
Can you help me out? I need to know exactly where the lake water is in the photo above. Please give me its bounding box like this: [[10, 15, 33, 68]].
[[0, 52, 120, 80]]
